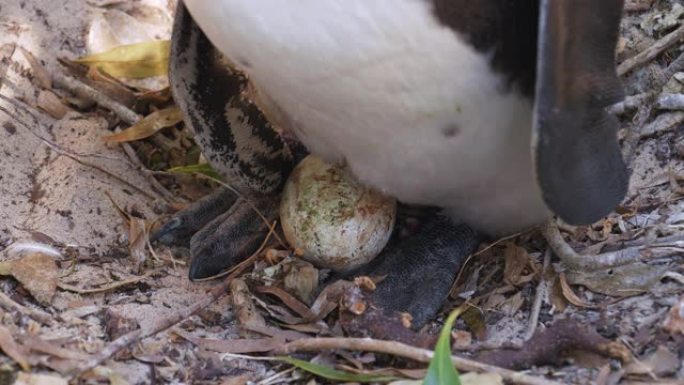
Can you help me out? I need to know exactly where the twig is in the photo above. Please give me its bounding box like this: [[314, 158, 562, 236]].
[[608, 91, 654, 115], [69, 219, 275, 377], [0, 97, 160, 201], [0, 292, 54, 326], [58, 270, 155, 294], [617, 23, 684, 76], [656, 93, 684, 110], [70, 272, 236, 377], [52, 72, 180, 204], [542, 221, 684, 270], [53, 72, 139, 124], [273, 337, 563, 385], [523, 249, 550, 341]]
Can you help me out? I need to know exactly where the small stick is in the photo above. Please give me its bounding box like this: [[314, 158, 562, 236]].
[[0, 99, 160, 201], [541, 221, 684, 270], [52, 72, 180, 203], [0, 292, 54, 326], [68, 222, 273, 378], [617, 23, 684, 76], [523, 249, 550, 341], [656, 93, 684, 110], [70, 273, 234, 377], [58, 270, 155, 294], [52, 72, 139, 124], [273, 337, 563, 385]]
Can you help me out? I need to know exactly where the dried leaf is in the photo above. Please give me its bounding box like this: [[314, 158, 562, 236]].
[[282, 259, 319, 304], [75, 40, 170, 78], [565, 263, 668, 296], [19, 47, 52, 89], [8, 252, 58, 305], [503, 243, 537, 286], [0, 325, 30, 371], [548, 276, 569, 312], [501, 291, 525, 316], [102, 106, 182, 142], [559, 273, 597, 308], [231, 279, 266, 331], [128, 217, 148, 271], [137, 86, 172, 105], [256, 285, 316, 319], [37, 90, 71, 119]]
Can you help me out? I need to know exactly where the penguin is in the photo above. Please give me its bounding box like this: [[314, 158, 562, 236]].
[[155, 0, 628, 327]]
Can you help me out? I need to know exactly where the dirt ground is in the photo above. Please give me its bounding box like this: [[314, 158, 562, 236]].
[[0, 1, 682, 384]]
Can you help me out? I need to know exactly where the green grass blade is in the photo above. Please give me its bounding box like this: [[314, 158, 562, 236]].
[[422, 308, 463, 385], [277, 356, 401, 383]]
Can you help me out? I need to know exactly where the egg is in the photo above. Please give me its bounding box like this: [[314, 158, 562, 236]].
[[280, 155, 397, 272]]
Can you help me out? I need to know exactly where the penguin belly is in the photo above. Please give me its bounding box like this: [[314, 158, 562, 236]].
[[182, 0, 550, 235]]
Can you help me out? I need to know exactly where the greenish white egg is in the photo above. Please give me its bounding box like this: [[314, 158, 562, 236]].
[[280, 155, 396, 272]]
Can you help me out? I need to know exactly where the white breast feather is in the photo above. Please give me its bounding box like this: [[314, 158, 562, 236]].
[[183, 0, 549, 234]]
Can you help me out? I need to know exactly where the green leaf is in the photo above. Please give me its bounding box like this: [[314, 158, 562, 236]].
[[168, 163, 222, 181], [75, 40, 170, 78], [422, 308, 463, 385], [277, 356, 401, 383]]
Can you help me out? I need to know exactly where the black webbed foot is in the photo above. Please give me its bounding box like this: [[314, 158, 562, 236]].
[[342, 212, 482, 328], [152, 188, 239, 246], [152, 188, 278, 280], [188, 196, 278, 279]]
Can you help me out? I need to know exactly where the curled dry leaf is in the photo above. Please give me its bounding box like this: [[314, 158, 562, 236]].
[[2, 252, 58, 305], [102, 106, 182, 143], [559, 273, 599, 308], [255, 285, 315, 320]]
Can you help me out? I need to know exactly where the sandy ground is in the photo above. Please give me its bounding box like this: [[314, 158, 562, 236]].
[[0, 1, 682, 384]]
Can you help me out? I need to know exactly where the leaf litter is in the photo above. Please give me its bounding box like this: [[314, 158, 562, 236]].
[[0, 0, 683, 384]]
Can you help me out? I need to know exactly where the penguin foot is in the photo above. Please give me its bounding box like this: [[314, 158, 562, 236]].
[[342, 213, 482, 328], [153, 189, 278, 279]]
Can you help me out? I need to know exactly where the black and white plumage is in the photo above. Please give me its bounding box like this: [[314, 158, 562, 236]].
[[158, 0, 628, 327]]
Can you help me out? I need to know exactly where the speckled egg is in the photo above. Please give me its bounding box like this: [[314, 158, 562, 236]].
[[280, 155, 396, 272]]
